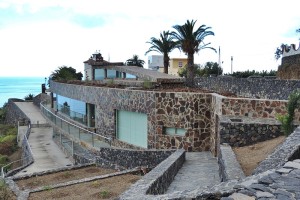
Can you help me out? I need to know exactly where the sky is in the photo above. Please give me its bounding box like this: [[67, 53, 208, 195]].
[[0, 0, 299, 77]]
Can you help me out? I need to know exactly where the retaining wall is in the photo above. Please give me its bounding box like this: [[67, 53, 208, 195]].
[[95, 148, 174, 170], [50, 81, 212, 152], [119, 149, 185, 199], [220, 122, 283, 147], [5, 99, 30, 126], [195, 77, 300, 100]]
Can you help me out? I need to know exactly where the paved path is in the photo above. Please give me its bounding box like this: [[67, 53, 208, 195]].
[[14, 102, 72, 176], [166, 152, 220, 193], [15, 102, 47, 124]]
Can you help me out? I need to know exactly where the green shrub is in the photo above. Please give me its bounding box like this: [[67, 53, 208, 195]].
[[24, 93, 34, 100], [277, 90, 300, 136], [0, 179, 10, 200], [143, 80, 153, 89], [0, 154, 9, 165], [0, 135, 16, 143]]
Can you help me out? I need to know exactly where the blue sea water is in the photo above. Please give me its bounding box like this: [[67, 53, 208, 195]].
[[0, 77, 46, 107]]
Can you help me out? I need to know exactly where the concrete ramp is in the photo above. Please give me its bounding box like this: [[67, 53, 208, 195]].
[[14, 102, 72, 176], [166, 152, 220, 193]]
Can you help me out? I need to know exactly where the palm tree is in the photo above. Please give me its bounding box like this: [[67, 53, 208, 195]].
[[126, 55, 145, 67], [145, 31, 177, 74], [171, 20, 216, 86]]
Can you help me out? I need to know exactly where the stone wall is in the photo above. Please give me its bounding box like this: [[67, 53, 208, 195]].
[[155, 93, 211, 152], [50, 81, 213, 152], [253, 126, 300, 174], [220, 121, 283, 147], [119, 149, 185, 198], [277, 53, 300, 79], [195, 77, 300, 100], [33, 93, 51, 107], [221, 98, 288, 118], [5, 99, 30, 126], [95, 148, 174, 170]]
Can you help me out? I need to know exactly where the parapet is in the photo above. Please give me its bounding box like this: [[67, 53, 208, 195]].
[[282, 42, 300, 57]]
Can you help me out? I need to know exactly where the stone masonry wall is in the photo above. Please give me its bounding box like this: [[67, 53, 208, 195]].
[[50, 81, 212, 151], [95, 148, 174, 169], [33, 93, 51, 107], [220, 122, 283, 147], [195, 77, 300, 100], [5, 99, 30, 126], [155, 93, 212, 152], [222, 98, 289, 119]]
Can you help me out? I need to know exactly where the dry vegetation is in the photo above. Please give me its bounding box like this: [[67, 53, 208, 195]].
[[233, 136, 286, 176], [14, 166, 140, 200]]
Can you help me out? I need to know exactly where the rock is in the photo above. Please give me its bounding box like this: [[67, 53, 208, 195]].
[[256, 191, 275, 198], [276, 168, 293, 174], [283, 161, 300, 170], [229, 193, 255, 200]]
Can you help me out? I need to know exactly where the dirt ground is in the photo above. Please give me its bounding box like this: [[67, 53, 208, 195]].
[[14, 165, 140, 200], [9, 137, 286, 199], [233, 136, 286, 176], [16, 166, 117, 190], [29, 174, 140, 200]]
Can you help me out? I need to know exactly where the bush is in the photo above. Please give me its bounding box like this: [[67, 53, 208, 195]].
[[277, 90, 300, 136], [0, 154, 9, 165], [24, 94, 34, 100], [0, 135, 17, 143], [143, 80, 153, 89]]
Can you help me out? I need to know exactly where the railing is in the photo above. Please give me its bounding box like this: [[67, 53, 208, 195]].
[[40, 102, 112, 149], [1, 123, 34, 178], [56, 103, 87, 126]]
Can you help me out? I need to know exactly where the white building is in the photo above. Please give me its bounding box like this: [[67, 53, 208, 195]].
[[148, 55, 163, 71]]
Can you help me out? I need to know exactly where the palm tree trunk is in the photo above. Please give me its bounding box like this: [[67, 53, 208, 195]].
[[186, 53, 195, 86], [163, 53, 169, 74]]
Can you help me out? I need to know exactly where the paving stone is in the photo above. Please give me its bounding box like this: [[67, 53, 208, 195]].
[[274, 189, 294, 200], [229, 192, 255, 200], [283, 161, 300, 170], [238, 189, 256, 197], [220, 197, 234, 200], [166, 152, 220, 193], [256, 191, 275, 198], [276, 168, 293, 174], [258, 176, 274, 185], [249, 183, 272, 193]]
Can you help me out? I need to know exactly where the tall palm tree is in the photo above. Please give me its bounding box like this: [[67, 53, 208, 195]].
[[145, 31, 177, 74], [171, 20, 216, 86], [126, 55, 145, 67]]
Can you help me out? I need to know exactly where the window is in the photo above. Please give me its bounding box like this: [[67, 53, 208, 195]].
[[178, 61, 183, 68], [164, 127, 186, 136], [116, 110, 147, 148]]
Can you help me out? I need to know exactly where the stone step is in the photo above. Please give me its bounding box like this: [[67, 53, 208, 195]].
[[166, 151, 220, 193]]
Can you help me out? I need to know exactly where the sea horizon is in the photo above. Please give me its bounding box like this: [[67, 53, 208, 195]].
[[0, 76, 46, 107]]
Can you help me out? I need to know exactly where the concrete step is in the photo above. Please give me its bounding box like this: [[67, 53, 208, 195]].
[[166, 151, 220, 193]]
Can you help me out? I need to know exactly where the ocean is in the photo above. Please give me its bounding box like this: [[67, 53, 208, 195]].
[[0, 77, 46, 107]]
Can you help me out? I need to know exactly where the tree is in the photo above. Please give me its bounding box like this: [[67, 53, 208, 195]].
[[126, 55, 145, 67], [50, 66, 83, 81], [145, 31, 177, 74], [202, 62, 222, 76], [275, 43, 287, 60], [178, 64, 202, 77], [24, 94, 34, 101], [171, 20, 216, 86]]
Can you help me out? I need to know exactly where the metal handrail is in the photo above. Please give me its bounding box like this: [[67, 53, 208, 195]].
[[1, 123, 34, 178], [40, 102, 112, 144]]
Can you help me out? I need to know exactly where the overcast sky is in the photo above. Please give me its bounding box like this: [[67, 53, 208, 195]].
[[0, 0, 299, 77]]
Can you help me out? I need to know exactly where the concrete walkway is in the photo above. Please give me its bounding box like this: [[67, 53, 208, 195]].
[[15, 102, 47, 124], [166, 152, 220, 193], [14, 102, 72, 176]]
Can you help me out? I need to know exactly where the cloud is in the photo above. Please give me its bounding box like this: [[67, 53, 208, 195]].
[[0, 0, 299, 77]]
